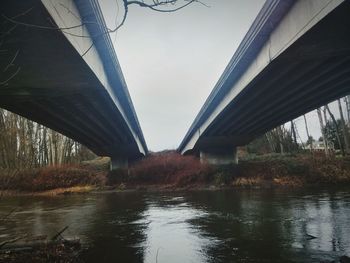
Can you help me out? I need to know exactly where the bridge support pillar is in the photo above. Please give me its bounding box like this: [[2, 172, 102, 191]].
[[110, 156, 128, 170], [200, 147, 238, 165]]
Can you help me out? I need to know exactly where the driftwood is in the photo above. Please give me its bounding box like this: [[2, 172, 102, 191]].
[[51, 226, 69, 241], [0, 237, 82, 263], [0, 225, 69, 250], [0, 238, 80, 251], [0, 235, 27, 249], [0, 226, 82, 262], [0, 208, 17, 221]]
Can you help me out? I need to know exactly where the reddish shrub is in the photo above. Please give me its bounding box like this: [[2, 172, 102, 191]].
[[129, 152, 212, 186], [0, 165, 106, 191]]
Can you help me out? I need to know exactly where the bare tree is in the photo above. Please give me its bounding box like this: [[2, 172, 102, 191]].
[[293, 120, 305, 150], [290, 120, 298, 149], [344, 96, 350, 122], [317, 108, 329, 156], [325, 104, 345, 156], [265, 133, 276, 152], [0, 109, 96, 169], [277, 125, 285, 154], [338, 99, 350, 153], [303, 114, 312, 151]]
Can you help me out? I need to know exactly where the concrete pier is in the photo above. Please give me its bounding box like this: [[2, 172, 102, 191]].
[[110, 157, 129, 170], [200, 148, 238, 165]]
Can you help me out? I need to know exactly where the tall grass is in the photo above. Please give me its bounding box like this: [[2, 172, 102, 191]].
[[233, 154, 350, 187]]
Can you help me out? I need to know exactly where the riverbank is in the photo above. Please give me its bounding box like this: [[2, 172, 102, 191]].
[[121, 153, 350, 189], [231, 153, 350, 187], [1, 153, 350, 196]]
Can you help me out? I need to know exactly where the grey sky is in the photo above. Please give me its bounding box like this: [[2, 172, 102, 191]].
[[100, 0, 265, 151], [100, 0, 346, 151]]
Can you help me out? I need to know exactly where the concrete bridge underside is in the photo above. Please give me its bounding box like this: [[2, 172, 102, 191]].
[[0, 0, 147, 167], [179, 0, 350, 164]]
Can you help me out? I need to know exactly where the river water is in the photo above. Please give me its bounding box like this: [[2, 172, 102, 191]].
[[1, 188, 350, 262]]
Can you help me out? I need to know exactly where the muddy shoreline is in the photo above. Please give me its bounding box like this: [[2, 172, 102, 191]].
[[2, 181, 350, 198]]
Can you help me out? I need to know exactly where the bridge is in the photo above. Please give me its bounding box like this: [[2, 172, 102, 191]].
[[178, 0, 350, 164], [0, 0, 147, 168]]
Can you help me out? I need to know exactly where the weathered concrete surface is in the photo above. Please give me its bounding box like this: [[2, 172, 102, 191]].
[[200, 148, 238, 165], [110, 157, 129, 170]]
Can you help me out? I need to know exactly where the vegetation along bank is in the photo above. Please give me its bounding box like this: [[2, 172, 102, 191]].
[[1, 151, 350, 196]]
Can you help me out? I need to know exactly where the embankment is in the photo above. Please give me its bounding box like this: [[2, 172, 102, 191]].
[[2, 153, 350, 196]]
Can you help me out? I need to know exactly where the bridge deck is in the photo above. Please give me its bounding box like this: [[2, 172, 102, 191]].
[[0, 0, 147, 158], [179, 0, 350, 154]]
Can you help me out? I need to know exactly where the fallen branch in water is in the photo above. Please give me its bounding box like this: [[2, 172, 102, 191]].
[[51, 226, 69, 241], [0, 234, 27, 249], [0, 237, 82, 263], [0, 208, 17, 221]]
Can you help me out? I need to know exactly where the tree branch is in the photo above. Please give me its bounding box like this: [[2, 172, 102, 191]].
[[127, 0, 198, 13], [1, 0, 207, 57]]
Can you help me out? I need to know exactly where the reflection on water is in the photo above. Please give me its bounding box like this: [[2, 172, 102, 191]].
[[1, 189, 350, 262], [141, 196, 213, 263]]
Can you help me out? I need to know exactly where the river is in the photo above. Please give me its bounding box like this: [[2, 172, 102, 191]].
[[1, 188, 350, 262]]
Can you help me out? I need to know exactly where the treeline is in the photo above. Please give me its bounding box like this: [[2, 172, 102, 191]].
[[0, 109, 95, 169], [248, 96, 350, 156]]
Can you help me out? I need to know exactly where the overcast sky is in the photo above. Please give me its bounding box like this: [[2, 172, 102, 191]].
[[99, 0, 344, 151]]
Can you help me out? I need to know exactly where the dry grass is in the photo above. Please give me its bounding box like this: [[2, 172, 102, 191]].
[[34, 185, 95, 196], [232, 177, 265, 187], [0, 186, 95, 197], [272, 176, 305, 187], [231, 154, 350, 188]]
